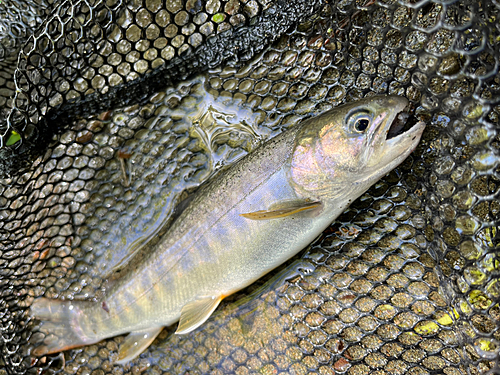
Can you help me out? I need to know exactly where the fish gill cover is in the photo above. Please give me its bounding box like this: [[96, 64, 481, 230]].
[[0, 0, 499, 374]]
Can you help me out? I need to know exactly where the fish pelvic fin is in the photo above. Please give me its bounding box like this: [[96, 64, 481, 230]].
[[30, 298, 99, 356], [115, 326, 163, 364], [175, 295, 224, 335], [240, 200, 322, 220]]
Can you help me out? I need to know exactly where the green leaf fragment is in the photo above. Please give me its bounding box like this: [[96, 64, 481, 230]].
[[6, 130, 21, 146], [212, 13, 225, 23]]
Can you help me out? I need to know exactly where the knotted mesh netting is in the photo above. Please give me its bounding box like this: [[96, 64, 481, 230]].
[[0, 0, 499, 374]]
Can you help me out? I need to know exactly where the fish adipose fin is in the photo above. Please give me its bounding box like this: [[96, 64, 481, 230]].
[[30, 298, 98, 355], [115, 326, 163, 364], [175, 296, 224, 334], [240, 200, 321, 220]]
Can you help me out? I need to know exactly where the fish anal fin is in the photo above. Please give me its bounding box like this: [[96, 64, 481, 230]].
[[115, 326, 163, 364], [175, 296, 224, 335], [240, 200, 322, 220]]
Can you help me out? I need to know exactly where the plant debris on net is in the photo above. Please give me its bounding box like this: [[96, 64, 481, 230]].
[[0, 0, 499, 374]]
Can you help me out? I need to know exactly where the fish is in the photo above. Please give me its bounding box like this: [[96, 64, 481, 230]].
[[30, 95, 426, 364]]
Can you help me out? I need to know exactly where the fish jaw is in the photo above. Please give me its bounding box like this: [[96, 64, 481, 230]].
[[371, 118, 426, 175], [363, 97, 426, 183]]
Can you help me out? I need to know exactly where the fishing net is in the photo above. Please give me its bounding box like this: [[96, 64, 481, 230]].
[[0, 0, 499, 374]]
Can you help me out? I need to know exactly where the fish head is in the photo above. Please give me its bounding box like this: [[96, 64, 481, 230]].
[[290, 95, 426, 196]]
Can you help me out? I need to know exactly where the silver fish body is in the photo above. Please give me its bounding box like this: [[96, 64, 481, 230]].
[[30, 95, 425, 363]]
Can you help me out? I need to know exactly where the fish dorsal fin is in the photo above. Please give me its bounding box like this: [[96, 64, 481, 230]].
[[240, 200, 322, 220], [115, 326, 163, 364], [176, 296, 224, 335]]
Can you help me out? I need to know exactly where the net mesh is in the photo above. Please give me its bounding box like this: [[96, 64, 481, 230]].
[[0, 0, 499, 374]]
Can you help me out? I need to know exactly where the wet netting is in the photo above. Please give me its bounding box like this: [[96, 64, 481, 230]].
[[0, 0, 499, 374]]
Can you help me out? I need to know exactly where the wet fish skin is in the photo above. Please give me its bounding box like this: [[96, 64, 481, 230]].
[[30, 95, 425, 363]]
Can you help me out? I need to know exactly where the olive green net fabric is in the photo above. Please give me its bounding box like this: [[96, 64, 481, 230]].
[[0, 0, 499, 374]]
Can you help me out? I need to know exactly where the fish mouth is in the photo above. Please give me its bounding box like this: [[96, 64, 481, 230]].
[[384, 101, 426, 147], [366, 97, 426, 175], [386, 107, 411, 140]]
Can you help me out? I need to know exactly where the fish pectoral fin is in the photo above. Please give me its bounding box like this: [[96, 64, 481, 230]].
[[176, 295, 224, 335], [115, 326, 163, 365], [240, 200, 322, 220]]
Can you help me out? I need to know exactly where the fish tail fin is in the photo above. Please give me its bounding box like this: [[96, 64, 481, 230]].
[[30, 298, 99, 355]]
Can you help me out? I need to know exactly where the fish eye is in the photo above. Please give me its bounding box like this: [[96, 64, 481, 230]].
[[347, 109, 372, 134], [355, 118, 369, 132]]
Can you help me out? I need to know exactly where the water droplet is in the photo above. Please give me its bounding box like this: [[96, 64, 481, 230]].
[[463, 102, 486, 119], [471, 151, 499, 171], [436, 180, 455, 198], [463, 266, 486, 286], [434, 156, 455, 175], [455, 215, 480, 235]]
